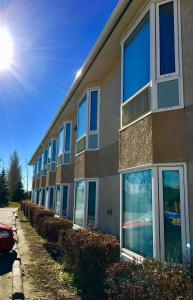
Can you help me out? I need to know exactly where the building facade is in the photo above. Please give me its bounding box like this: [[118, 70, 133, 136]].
[[30, 0, 193, 264]]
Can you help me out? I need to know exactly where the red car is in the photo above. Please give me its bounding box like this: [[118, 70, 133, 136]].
[[0, 224, 15, 253]]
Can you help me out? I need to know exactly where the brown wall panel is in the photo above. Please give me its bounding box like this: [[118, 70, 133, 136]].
[[56, 164, 74, 184], [40, 176, 46, 188]]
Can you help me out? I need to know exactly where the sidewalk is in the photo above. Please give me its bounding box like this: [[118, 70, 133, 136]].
[[17, 211, 79, 300]]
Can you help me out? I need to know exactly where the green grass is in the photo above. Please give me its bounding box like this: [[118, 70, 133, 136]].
[[7, 201, 20, 208]]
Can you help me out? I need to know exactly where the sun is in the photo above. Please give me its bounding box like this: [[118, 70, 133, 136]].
[[0, 28, 14, 71]]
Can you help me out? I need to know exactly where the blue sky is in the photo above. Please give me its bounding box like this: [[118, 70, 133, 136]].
[[0, 0, 118, 189]]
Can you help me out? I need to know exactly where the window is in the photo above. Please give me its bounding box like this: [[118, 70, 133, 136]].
[[74, 181, 85, 227], [43, 149, 48, 167], [55, 185, 61, 216], [49, 187, 55, 209], [87, 181, 97, 228], [58, 127, 64, 156], [123, 13, 150, 102], [74, 180, 98, 228], [121, 0, 181, 127], [48, 142, 52, 163], [64, 122, 71, 152], [41, 188, 45, 206], [122, 170, 153, 257], [89, 90, 98, 131], [52, 140, 57, 162], [47, 140, 57, 171], [158, 1, 176, 76], [121, 166, 189, 263], [61, 185, 69, 217], [45, 187, 49, 209], [78, 96, 87, 140]]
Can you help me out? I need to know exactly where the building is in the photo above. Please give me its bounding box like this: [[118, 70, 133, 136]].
[[29, 0, 193, 264]]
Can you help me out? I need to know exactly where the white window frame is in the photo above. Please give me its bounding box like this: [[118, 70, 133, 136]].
[[120, 0, 183, 130], [76, 87, 100, 155], [63, 121, 72, 164], [73, 179, 99, 228], [58, 125, 65, 157], [120, 163, 190, 264], [49, 185, 55, 209]]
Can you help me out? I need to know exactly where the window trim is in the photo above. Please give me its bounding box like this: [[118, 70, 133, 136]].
[[120, 163, 190, 263], [57, 121, 72, 165]]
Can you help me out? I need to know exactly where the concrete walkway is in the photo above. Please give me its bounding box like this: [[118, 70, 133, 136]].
[[0, 208, 17, 300]]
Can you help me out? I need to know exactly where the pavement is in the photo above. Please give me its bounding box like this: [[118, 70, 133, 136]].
[[0, 208, 18, 300]]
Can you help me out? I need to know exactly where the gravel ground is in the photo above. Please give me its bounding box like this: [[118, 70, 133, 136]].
[[0, 208, 17, 300]]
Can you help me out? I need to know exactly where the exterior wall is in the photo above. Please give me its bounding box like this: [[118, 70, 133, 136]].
[[32, 180, 35, 189], [46, 172, 56, 186], [56, 164, 74, 184], [152, 109, 187, 163], [180, 0, 193, 107], [119, 115, 153, 171], [98, 175, 120, 237], [35, 178, 40, 189], [40, 175, 46, 188]]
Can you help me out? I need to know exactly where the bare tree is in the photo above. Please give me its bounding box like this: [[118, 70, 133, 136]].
[[8, 151, 22, 200]]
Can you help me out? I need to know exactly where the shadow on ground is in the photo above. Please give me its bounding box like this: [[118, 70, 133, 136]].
[[0, 250, 17, 276]]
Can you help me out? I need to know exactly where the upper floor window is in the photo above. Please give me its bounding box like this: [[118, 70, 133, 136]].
[[123, 13, 150, 103], [121, 0, 181, 127], [57, 121, 72, 165], [76, 88, 100, 154], [47, 139, 57, 172]]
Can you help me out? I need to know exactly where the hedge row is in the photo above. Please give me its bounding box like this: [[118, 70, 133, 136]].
[[21, 200, 72, 242], [21, 201, 193, 300], [21, 200, 120, 299], [106, 259, 193, 300]]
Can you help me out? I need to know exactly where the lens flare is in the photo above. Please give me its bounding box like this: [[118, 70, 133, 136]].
[[0, 28, 14, 71]]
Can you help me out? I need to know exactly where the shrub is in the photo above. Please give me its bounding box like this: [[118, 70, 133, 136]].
[[41, 217, 73, 242], [106, 259, 193, 300], [32, 207, 54, 235], [59, 228, 120, 299]]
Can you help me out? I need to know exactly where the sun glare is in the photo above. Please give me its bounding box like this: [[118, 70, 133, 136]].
[[0, 28, 14, 71]]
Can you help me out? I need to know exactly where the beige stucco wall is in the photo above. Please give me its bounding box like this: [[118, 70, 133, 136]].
[[98, 175, 120, 237], [180, 0, 193, 107], [40, 175, 46, 188], [56, 164, 74, 184]]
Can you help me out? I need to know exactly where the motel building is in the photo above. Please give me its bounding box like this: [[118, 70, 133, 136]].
[[30, 0, 193, 264]]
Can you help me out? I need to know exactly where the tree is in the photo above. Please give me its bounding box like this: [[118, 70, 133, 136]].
[[0, 169, 9, 206], [8, 151, 22, 201], [12, 181, 24, 201]]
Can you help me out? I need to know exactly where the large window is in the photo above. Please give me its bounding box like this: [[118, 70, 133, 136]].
[[57, 122, 72, 165], [121, 0, 181, 127], [123, 13, 150, 102], [76, 89, 100, 154], [122, 170, 153, 257], [74, 180, 98, 228], [47, 139, 57, 172], [61, 185, 69, 217], [58, 127, 64, 156], [121, 166, 189, 263]]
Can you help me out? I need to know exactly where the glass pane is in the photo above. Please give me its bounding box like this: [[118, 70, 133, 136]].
[[59, 127, 64, 155], [123, 170, 153, 257], [157, 79, 179, 108], [45, 188, 49, 208], [62, 186, 68, 217], [87, 182, 96, 228], [162, 170, 182, 263], [52, 140, 57, 161], [50, 187, 54, 209], [65, 122, 71, 152], [159, 2, 175, 75], [48, 143, 52, 162], [41, 189, 45, 206], [36, 190, 39, 204], [123, 13, 150, 102], [44, 149, 48, 166], [55, 185, 61, 216], [90, 91, 98, 131], [78, 96, 87, 139], [74, 181, 85, 226]]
